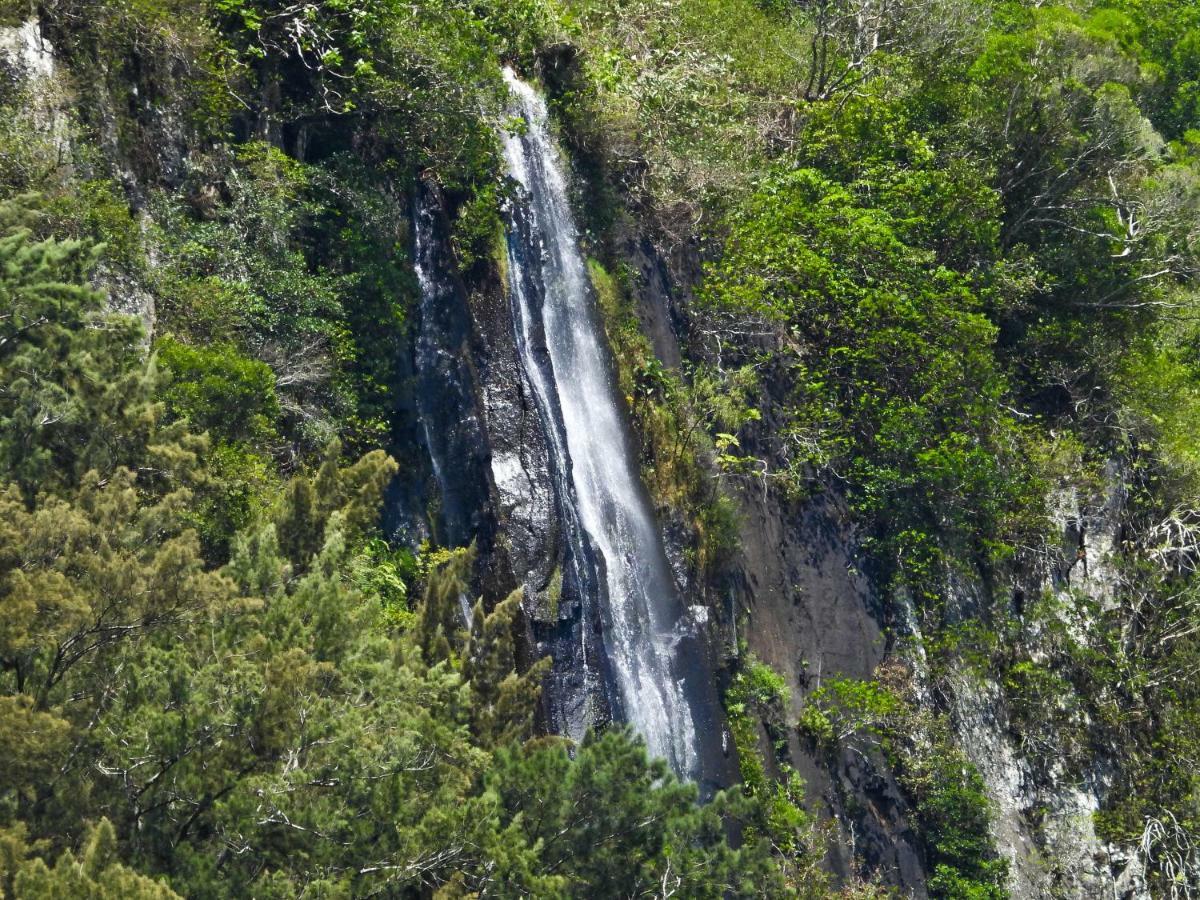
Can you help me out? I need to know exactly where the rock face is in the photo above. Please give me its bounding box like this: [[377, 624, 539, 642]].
[[729, 468, 1150, 897], [410, 182, 503, 562], [731, 485, 929, 893], [948, 667, 1146, 899], [941, 463, 1148, 899], [0, 18, 68, 185], [0, 20, 55, 82], [404, 177, 621, 742]]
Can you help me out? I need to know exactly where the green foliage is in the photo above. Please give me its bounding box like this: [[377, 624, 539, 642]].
[[148, 142, 421, 456], [955, 3, 1200, 425], [724, 653, 829, 893], [1002, 658, 1082, 749], [484, 728, 786, 897], [799, 678, 903, 752], [0, 0, 22, 26], [417, 544, 473, 665], [156, 336, 280, 444], [700, 166, 1043, 599], [0, 79, 69, 195], [0, 196, 126, 488], [557, 0, 810, 229], [152, 148, 348, 446], [726, 653, 790, 793], [907, 743, 1010, 900], [900, 708, 1011, 900], [187, 441, 278, 557], [0, 820, 180, 899], [1116, 322, 1200, 495], [451, 180, 503, 275], [681, 34, 1200, 890], [352, 536, 413, 629], [732, 653, 791, 711], [465, 589, 551, 747]]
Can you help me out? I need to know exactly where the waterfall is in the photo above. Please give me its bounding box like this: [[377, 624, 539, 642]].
[[413, 194, 471, 629], [409, 182, 497, 605], [498, 68, 715, 780], [412, 196, 451, 494]]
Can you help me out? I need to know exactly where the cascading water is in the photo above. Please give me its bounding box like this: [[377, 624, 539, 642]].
[[411, 183, 494, 627], [498, 68, 725, 782], [412, 186, 474, 548]]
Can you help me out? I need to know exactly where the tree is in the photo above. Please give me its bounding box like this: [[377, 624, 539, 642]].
[[0, 195, 195, 495], [464, 589, 550, 748], [699, 166, 1038, 593], [274, 442, 397, 569], [156, 336, 281, 445], [417, 546, 473, 666], [0, 820, 180, 899], [486, 728, 783, 898]]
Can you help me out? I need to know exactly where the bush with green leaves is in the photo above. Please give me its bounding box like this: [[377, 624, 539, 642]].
[[156, 336, 281, 445], [700, 166, 1043, 599]]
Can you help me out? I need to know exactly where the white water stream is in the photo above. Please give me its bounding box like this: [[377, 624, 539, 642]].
[[499, 69, 701, 778]]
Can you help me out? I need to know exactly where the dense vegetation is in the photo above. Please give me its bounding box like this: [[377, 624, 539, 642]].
[[3, 0, 1200, 894]]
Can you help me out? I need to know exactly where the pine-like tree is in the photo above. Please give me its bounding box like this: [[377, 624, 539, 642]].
[[0, 819, 180, 899], [417, 546, 473, 666], [463, 589, 550, 748], [0, 194, 197, 497]]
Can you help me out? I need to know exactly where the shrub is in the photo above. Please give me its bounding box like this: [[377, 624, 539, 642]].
[[156, 336, 280, 445]]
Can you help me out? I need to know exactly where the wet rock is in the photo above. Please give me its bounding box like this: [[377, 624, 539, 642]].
[[411, 181, 502, 560]]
